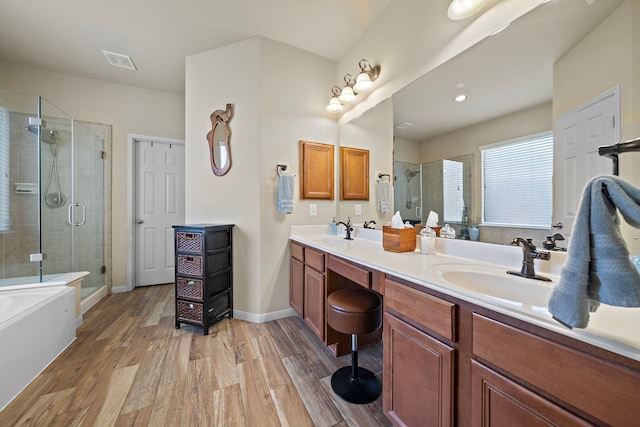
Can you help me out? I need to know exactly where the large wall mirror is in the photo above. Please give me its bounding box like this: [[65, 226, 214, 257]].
[[339, 0, 639, 254]]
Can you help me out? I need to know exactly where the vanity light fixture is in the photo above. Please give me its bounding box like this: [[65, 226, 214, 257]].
[[353, 59, 380, 93], [338, 74, 358, 104], [447, 0, 489, 21], [326, 86, 345, 113], [325, 59, 381, 114]]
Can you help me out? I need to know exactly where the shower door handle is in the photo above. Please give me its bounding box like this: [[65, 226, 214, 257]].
[[68, 203, 86, 226], [416, 206, 421, 219]]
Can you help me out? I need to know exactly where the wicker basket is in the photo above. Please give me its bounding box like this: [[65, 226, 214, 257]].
[[177, 255, 203, 276], [176, 231, 203, 253], [177, 301, 204, 324], [176, 277, 203, 300]]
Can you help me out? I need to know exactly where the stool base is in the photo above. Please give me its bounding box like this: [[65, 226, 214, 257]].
[[330, 366, 381, 404]]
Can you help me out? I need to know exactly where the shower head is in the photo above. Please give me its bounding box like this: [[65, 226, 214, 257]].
[[406, 169, 419, 179], [26, 125, 58, 144]]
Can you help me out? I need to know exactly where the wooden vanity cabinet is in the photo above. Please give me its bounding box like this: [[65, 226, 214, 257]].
[[384, 277, 456, 427], [289, 241, 326, 341], [384, 275, 640, 427]]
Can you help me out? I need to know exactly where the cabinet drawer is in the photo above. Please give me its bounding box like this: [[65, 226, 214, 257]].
[[177, 300, 204, 325], [176, 231, 203, 253], [177, 255, 203, 276], [472, 314, 640, 426], [385, 278, 456, 341], [290, 241, 304, 262], [176, 277, 203, 300], [328, 255, 370, 288], [306, 247, 325, 272]]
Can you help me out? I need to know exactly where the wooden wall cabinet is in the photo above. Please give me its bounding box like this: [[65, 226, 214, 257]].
[[300, 140, 334, 200], [340, 146, 369, 200]]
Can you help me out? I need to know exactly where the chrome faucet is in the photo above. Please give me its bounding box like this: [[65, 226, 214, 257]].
[[337, 217, 354, 240], [363, 220, 376, 229], [508, 237, 551, 282]]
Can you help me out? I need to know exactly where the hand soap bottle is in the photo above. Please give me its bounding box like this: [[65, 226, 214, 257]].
[[330, 217, 338, 235]]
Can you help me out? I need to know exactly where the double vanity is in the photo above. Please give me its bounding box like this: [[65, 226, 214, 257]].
[[289, 225, 640, 426]]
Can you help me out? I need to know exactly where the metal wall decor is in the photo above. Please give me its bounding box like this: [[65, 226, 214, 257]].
[[206, 103, 233, 176]]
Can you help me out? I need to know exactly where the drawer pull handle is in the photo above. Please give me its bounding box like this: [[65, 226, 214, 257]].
[[188, 303, 194, 309], [186, 257, 194, 261], [188, 281, 195, 285], [185, 233, 195, 239]]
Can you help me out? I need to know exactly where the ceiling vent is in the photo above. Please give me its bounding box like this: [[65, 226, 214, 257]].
[[394, 122, 413, 130], [101, 50, 137, 70]]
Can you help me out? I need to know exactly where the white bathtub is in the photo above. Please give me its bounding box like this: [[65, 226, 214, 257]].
[[0, 285, 76, 411], [0, 272, 87, 291]]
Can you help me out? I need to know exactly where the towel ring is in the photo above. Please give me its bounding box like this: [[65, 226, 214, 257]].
[[377, 173, 390, 182]]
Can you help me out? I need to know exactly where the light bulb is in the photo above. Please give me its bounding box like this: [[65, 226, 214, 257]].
[[326, 96, 344, 113], [338, 86, 357, 104], [353, 72, 374, 92], [447, 0, 489, 20]]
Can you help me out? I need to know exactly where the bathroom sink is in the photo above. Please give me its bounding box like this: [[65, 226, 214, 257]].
[[430, 264, 553, 307]]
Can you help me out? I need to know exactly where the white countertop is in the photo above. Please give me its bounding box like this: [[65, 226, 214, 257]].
[[290, 225, 640, 363]]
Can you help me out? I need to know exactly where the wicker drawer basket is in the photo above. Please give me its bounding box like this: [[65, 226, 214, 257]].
[[176, 277, 204, 300], [176, 231, 203, 253], [177, 255, 203, 276], [177, 300, 204, 324]]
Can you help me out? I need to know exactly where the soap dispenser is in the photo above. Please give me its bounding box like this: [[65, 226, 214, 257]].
[[330, 217, 338, 236]]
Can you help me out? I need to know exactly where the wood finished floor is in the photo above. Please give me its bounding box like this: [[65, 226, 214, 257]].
[[0, 284, 391, 427]]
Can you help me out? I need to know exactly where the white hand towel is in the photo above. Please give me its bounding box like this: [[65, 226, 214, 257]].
[[278, 174, 294, 214], [377, 180, 390, 213]]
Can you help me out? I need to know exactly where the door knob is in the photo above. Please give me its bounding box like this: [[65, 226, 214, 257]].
[[136, 219, 144, 224]]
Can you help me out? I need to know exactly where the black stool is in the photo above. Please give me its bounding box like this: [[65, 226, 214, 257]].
[[327, 288, 382, 404]]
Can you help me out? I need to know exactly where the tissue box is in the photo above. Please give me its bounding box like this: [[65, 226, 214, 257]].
[[382, 226, 417, 252]]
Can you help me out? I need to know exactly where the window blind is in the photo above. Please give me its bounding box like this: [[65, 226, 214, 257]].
[[481, 131, 553, 228], [443, 159, 464, 223]]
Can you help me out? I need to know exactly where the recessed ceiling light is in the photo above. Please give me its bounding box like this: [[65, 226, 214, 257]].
[[454, 94, 468, 102], [101, 50, 137, 70]]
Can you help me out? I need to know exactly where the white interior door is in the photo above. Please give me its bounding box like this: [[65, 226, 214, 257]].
[[135, 140, 185, 287], [553, 87, 620, 239]]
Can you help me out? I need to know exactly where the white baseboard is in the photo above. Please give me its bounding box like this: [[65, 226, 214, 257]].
[[233, 307, 296, 323], [75, 315, 84, 329], [80, 286, 107, 315], [110, 285, 128, 293]]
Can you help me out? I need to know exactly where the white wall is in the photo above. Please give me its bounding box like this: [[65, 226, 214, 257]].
[[335, 0, 542, 125], [338, 98, 394, 225], [553, 0, 639, 254], [0, 61, 185, 288], [185, 37, 337, 317]]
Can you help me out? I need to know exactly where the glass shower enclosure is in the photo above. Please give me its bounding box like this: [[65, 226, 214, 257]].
[[0, 90, 105, 300]]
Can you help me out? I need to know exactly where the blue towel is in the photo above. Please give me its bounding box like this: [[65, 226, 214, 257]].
[[278, 174, 294, 214], [549, 175, 640, 328]]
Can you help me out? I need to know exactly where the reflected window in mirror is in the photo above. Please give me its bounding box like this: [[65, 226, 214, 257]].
[[443, 159, 465, 223], [481, 131, 553, 228]]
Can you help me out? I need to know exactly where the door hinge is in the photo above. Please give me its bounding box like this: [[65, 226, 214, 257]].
[[101, 151, 107, 160], [101, 265, 106, 274]]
